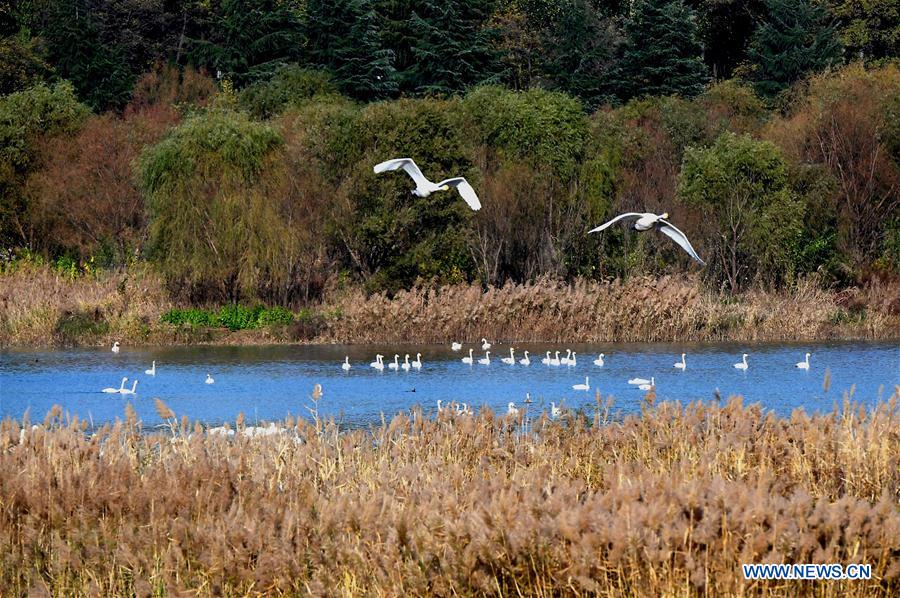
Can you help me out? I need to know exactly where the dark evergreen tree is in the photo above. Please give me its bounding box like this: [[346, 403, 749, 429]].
[[611, 0, 709, 101], [685, 0, 767, 79], [305, 0, 397, 100], [191, 0, 305, 88], [747, 0, 842, 98]]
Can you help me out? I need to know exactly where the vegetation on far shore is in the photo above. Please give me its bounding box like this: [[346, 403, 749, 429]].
[[1, 262, 897, 348], [2, 393, 899, 595]]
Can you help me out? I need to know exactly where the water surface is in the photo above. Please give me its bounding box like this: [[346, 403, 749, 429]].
[[1, 341, 897, 427]]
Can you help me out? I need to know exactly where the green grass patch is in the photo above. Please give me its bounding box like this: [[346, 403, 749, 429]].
[[160, 305, 296, 331]]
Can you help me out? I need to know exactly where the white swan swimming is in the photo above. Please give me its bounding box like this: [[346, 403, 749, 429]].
[[541, 351, 551, 365], [119, 379, 139, 395], [388, 355, 400, 370], [560, 349, 571, 365], [507, 402, 519, 416], [593, 353, 605, 367], [370, 354, 384, 370], [145, 360, 156, 376], [572, 376, 590, 391], [501, 347, 515, 365], [374, 158, 482, 210], [102, 377, 128, 393], [519, 351, 531, 366], [457, 403, 473, 416], [401, 354, 411, 371], [628, 377, 650, 385], [549, 351, 561, 366], [111, 341, 120, 354], [734, 354, 749, 370], [451, 342, 462, 351], [674, 353, 686, 370], [796, 353, 810, 370], [638, 377, 655, 391], [481, 338, 491, 350], [478, 351, 491, 365], [589, 212, 705, 265], [342, 356, 351, 371], [568, 351, 577, 367], [412, 353, 422, 370], [551, 402, 562, 418], [206, 373, 215, 384], [462, 349, 474, 365]]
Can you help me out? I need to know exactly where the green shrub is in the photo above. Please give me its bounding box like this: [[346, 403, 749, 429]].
[[257, 306, 294, 326], [239, 65, 340, 119]]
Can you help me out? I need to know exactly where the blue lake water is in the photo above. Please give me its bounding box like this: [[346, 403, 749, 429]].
[[1, 342, 897, 428]]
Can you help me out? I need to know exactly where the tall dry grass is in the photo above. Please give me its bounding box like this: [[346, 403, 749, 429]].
[[1, 394, 898, 595]]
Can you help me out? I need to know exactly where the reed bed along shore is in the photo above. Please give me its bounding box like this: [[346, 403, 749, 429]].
[[1, 265, 898, 347], [1, 394, 899, 596]]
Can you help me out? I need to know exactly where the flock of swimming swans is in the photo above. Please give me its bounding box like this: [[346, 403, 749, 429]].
[[100, 345, 215, 395]]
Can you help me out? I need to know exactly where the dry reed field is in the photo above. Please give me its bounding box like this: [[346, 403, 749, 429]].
[[1, 266, 898, 347], [1, 393, 899, 596]]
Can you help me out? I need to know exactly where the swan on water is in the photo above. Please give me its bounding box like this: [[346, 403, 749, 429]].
[[388, 355, 400, 370], [796, 353, 810, 370], [374, 158, 482, 210], [462, 349, 474, 365], [734, 354, 749, 370], [342, 356, 351, 371], [145, 361, 156, 376], [638, 377, 655, 391], [458, 403, 473, 416], [541, 351, 551, 365], [412, 353, 422, 370], [593, 353, 605, 367], [370, 354, 384, 370], [551, 402, 562, 418], [519, 351, 531, 366], [451, 342, 462, 351], [568, 352, 577, 367], [501, 347, 515, 365], [507, 402, 519, 416], [572, 376, 590, 391], [549, 351, 561, 366], [481, 338, 491, 350], [628, 377, 650, 385], [674, 353, 686, 370], [401, 354, 411, 371], [206, 373, 215, 384], [119, 380, 139, 395], [560, 349, 571, 365], [111, 341, 120, 353], [589, 212, 705, 265], [102, 377, 128, 393], [478, 351, 491, 365]]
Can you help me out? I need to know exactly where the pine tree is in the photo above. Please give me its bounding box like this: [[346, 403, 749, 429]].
[[305, 0, 397, 100], [612, 0, 709, 101], [747, 0, 842, 98]]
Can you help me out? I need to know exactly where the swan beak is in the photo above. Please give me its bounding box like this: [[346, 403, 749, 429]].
[[661, 212, 669, 219], [441, 185, 449, 191]]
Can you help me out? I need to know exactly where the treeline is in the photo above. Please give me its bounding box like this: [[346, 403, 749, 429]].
[[1, 0, 898, 305]]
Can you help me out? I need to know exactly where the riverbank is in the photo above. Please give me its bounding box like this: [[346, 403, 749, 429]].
[[2, 395, 898, 595], [1, 265, 898, 347]]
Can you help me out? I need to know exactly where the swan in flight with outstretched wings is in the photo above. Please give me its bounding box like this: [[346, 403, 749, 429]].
[[374, 158, 482, 210], [589, 212, 704, 265]]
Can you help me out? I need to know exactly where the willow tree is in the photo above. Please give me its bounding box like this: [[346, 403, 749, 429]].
[[138, 108, 322, 303]]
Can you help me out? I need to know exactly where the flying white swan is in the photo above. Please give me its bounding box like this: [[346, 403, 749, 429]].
[[573, 376, 590, 391], [412, 353, 422, 370], [638, 377, 655, 391], [478, 351, 491, 365], [102, 377, 128, 394], [481, 338, 491, 350], [593, 354, 605, 367], [119, 380, 139, 395], [145, 361, 156, 376], [206, 373, 215, 384], [628, 377, 650, 385], [501, 347, 515, 365], [401, 354, 411, 371], [796, 353, 810, 370], [568, 352, 577, 367], [734, 354, 749, 370], [388, 355, 400, 371], [462, 349, 474, 365], [111, 341, 120, 354], [519, 351, 531, 366], [551, 402, 562, 418], [507, 402, 519, 416], [373, 158, 482, 210], [674, 354, 686, 370], [342, 356, 351, 371], [589, 212, 705, 265], [451, 342, 462, 351]]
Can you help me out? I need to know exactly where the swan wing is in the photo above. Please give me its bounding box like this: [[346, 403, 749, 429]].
[[374, 158, 432, 188], [658, 220, 705, 265], [588, 213, 644, 234], [437, 177, 482, 211]]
